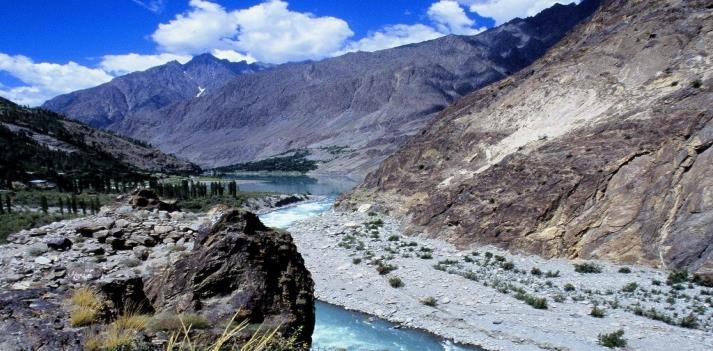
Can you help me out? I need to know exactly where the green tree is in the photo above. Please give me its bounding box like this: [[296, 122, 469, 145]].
[[5, 195, 11, 213], [71, 195, 78, 214], [0, 194, 4, 214], [80, 199, 86, 215], [58, 197, 64, 215], [40, 196, 48, 215]]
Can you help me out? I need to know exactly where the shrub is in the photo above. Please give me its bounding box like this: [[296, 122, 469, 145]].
[[69, 287, 102, 327], [545, 270, 560, 278], [420, 297, 437, 306], [530, 267, 542, 276], [667, 270, 689, 285], [574, 262, 602, 273], [618, 267, 631, 274], [679, 313, 699, 329], [564, 283, 576, 292], [113, 313, 149, 331], [387, 235, 399, 241], [514, 292, 548, 309], [419, 252, 433, 259], [621, 282, 638, 293], [352, 258, 362, 264], [376, 263, 397, 275], [598, 330, 626, 348], [388, 277, 404, 288], [501, 261, 515, 271], [590, 306, 605, 318]]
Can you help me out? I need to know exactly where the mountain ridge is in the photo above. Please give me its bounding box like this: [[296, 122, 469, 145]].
[[44, 0, 601, 177]]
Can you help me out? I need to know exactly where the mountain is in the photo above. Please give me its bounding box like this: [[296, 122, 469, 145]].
[[43, 54, 267, 129], [0, 96, 199, 189], [44, 1, 601, 177], [339, 0, 713, 280]]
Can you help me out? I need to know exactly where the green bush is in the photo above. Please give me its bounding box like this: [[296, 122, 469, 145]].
[[590, 306, 605, 318], [598, 330, 626, 348], [666, 270, 689, 285], [352, 258, 362, 265], [563, 283, 576, 292], [679, 313, 699, 329], [621, 282, 638, 293], [388, 277, 404, 288], [501, 261, 515, 271], [618, 267, 631, 274], [376, 262, 397, 275], [420, 297, 437, 306], [530, 267, 542, 276], [514, 292, 548, 309], [574, 262, 602, 273]]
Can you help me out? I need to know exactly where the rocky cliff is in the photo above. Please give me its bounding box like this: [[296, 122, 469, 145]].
[[44, 1, 600, 177], [339, 0, 713, 280], [0, 191, 314, 350]]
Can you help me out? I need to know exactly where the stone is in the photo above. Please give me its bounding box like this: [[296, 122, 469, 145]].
[[34, 256, 52, 265], [92, 230, 110, 242], [82, 244, 105, 256], [145, 209, 315, 346], [153, 225, 173, 235], [131, 235, 157, 247], [133, 246, 150, 261], [43, 236, 72, 251]]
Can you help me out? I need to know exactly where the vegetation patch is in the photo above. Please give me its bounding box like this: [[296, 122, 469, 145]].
[[598, 329, 626, 348]]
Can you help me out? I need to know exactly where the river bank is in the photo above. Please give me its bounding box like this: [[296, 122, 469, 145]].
[[287, 209, 713, 351]]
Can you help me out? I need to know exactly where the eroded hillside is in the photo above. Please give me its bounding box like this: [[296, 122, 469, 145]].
[[340, 0, 713, 280]]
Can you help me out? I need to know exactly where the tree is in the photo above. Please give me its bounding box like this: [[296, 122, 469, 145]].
[[71, 195, 78, 214], [0, 194, 4, 214], [5, 195, 11, 213], [40, 195, 48, 215], [80, 199, 86, 215], [58, 197, 64, 215]]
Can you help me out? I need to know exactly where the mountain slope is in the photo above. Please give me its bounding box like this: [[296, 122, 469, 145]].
[[45, 1, 600, 177], [339, 0, 713, 279], [43, 54, 267, 128], [1, 96, 199, 188]]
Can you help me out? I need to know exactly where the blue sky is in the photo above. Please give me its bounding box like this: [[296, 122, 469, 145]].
[[0, 0, 576, 105]]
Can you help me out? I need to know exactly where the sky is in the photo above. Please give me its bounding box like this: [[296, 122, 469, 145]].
[[0, 0, 578, 106]]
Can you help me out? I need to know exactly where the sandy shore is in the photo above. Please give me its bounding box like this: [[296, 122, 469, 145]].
[[288, 210, 713, 351]]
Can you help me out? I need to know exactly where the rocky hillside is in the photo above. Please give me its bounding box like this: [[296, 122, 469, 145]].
[[43, 54, 267, 128], [0, 190, 314, 350], [0, 96, 199, 187], [339, 0, 713, 280], [44, 1, 600, 177]]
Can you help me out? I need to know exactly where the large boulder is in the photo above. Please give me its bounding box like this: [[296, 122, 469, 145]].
[[145, 208, 315, 347], [129, 189, 178, 212]]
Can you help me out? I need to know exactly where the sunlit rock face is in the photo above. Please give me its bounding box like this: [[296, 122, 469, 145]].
[[340, 0, 713, 281]]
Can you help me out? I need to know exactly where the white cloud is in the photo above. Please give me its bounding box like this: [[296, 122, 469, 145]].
[[428, 0, 486, 35], [338, 24, 443, 55], [461, 0, 578, 25], [211, 49, 256, 63], [337, 0, 485, 55], [131, 0, 167, 14], [151, 0, 353, 64], [100, 53, 192, 75], [0, 53, 113, 106]]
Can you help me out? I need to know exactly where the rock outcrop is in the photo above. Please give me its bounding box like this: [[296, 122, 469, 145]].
[[0, 196, 314, 350], [44, 1, 600, 177], [340, 0, 713, 280]]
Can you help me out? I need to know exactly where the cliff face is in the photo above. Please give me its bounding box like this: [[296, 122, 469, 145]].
[[340, 0, 713, 279], [44, 1, 600, 176], [0, 193, 314, 350]]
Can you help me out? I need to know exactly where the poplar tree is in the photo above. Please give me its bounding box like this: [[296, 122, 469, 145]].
[[40, 196, 48, 215]]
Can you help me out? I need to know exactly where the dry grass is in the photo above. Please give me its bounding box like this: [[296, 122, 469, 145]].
[[165, 311, 282, 351], [113, 312, 150, 331], [149, 312, 211, 331], [82, 311, 150, 351], [70, 287, 103, 327]]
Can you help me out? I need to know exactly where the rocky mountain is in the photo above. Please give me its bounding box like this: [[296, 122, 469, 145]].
[[339, 0, 713, 280], [43, 54, 267, 129], [44, 1, 601, 177], [0, 190, 314, 350], [0, 96, 199, 189]]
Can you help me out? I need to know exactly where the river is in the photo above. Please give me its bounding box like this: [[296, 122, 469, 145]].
[[241, 175, 481, 351]]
